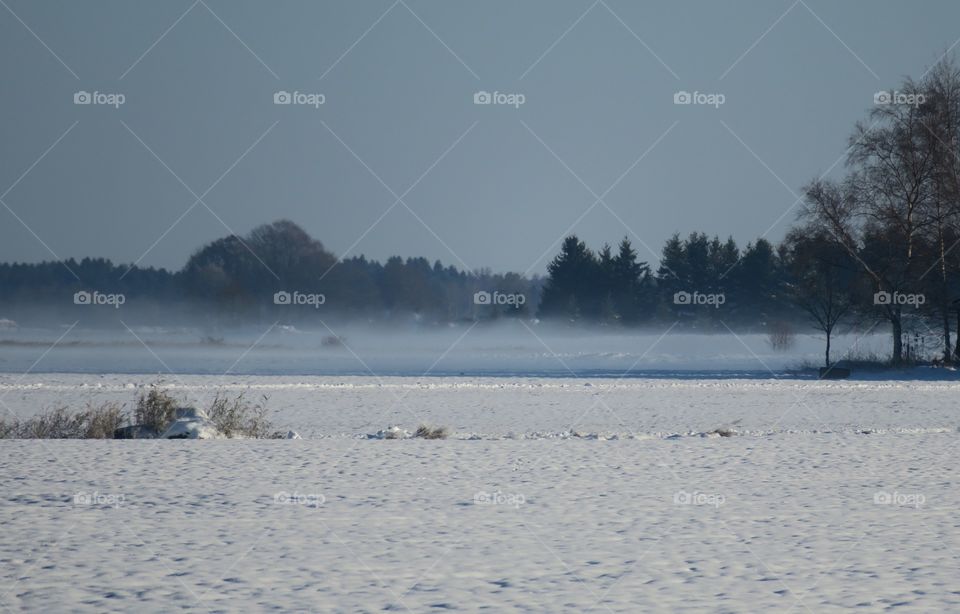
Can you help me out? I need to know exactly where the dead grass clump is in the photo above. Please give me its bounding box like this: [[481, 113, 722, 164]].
[[0, 387, 279, 440], [207, 391, 273, 438], [414, 424, 450, 440], [19, 407, 87, 438], [3, 402, 125, 439], [707, 427, 736, 438], [135, 388, 179, 434], [81, 402, 125, 438]]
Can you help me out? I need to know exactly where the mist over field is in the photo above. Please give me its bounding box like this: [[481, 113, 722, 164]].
[[0, 321, 894, 377]]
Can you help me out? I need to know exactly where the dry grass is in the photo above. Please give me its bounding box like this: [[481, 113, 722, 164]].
[[81, 402, 125, 438], [135, 388, 179, 434], [414, 424, 450, 440], [0, 386, 277, 440], [0, 402, 125, 439], [207, 391, 273, 438], [20, 407, 88, 438], [706, 427, 736, 438]]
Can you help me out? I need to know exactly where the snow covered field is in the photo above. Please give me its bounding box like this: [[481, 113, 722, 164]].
[[2, 374, 960, 439], [2, 374, 959, 611]]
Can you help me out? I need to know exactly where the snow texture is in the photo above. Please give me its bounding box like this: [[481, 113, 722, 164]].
[[1, 374, 958, 611]]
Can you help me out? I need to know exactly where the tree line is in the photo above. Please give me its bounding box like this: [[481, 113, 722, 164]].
[[542, 55, 960, 366], [0, 220, 796, 330], [0, 220, 538, 326], [795, 56, 960, 365], [6, 57, 960, 365]]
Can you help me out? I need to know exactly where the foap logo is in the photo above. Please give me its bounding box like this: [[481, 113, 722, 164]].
[[274, 491, 325, 508], [73, 91, 125, 108], [273, 90, 325, 108], [274, 290, 326, 309], [74, 491, 125, 509], [873, 291, 925, 308], [73, 290, 125, 309], [673, 490, 725, 508], [874, 90, 925, 107], [474, 490, 526, 508], [673, 290, 725, 308], [873, 491, 925, 509], [474, 290, 526, 307], [674, 90, 725, 108], [473, 90, 526, 109]]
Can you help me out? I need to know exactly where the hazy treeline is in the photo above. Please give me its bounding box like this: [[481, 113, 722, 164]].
[[0, 219, 799, 330], [538, 234, 788, 328], [0, 218, 817, 334], [6, 58, 960, 366], [0, 220, 539, 327]]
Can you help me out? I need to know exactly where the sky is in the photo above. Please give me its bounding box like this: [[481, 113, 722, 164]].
[[1, 0, 959, 276]]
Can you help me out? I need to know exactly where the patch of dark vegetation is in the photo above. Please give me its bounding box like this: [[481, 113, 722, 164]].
[[0, 387, 275, 439], [207, 392, 273, 439], [414, 425, 450, 440]]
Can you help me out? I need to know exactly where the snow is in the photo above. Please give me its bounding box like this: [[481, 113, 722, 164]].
[[2, 433, 957, 611], [159, 416, 220, 440], [1, 373, 959, 611], [367, 425, 412, 440], [3, 374, 958, 439]]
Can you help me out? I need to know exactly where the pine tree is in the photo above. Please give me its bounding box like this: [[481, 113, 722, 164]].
[[538, 236, 598, 321], [612, 237, 650, 323]]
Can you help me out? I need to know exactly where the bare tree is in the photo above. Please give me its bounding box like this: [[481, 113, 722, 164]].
[[919, 55, 960, 362], [804, 77, 938, 363], [783, 227, 856, 368]]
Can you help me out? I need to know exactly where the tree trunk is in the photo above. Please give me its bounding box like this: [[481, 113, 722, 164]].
[[939, 231, 952, 363], [825, 331, 831, 368]]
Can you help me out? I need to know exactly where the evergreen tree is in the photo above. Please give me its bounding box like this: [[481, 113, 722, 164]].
[[597, 244, 619, 324], [612, 237, 651, 323], [538, 236, 598, 321]]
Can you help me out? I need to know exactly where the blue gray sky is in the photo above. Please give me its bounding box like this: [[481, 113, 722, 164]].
[[1, 0, 958, 275]]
